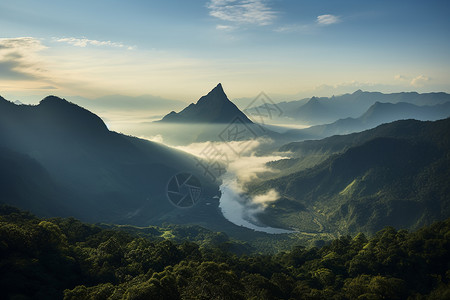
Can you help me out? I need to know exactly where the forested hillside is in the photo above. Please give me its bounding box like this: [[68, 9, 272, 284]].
[[252, 118, 450, 235], [1, 206, 449, 299]]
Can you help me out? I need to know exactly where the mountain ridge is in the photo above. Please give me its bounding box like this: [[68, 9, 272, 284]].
[[250, 118, 450, 235], [253, 90, 450, 125], [159, 83, 253, 124], [293, 101, 450, 139], [0, 95, 222, 226]]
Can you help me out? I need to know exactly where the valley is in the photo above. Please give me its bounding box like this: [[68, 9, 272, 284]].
[[2, 1, 450, 298], [2, 84, 450, 249]]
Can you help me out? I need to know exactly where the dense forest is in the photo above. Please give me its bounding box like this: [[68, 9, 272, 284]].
[[251, 118, 450, 236], [1, 205, 449, 299]]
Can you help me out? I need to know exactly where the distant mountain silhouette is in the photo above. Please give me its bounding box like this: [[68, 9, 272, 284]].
[[297, 101, 450, 139], [0, 95, 221, 226], [252, 118, 450, 235], [277, 90, 450, 125], [159, 83, 253, 123]]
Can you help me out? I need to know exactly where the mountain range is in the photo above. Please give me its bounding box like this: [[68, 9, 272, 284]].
[[250, 118, 450, 235], [0, 95, 222, 226], [2, 86, 450, 242], [293, 101, 450, 139], [250, 90, 450, 126]]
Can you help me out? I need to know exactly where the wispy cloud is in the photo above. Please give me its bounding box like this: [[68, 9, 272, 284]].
[[0, 37, 47, 80], [54, 37, 135, 50], [252, 189, 279, 206], [316, 14, 341, 25], [410, 75, 430, 87], [0, 37, 46, 51], [216, 24, 236, 31], [207, 0, 276, 26], [36, 85, 57, 90], [276, 14, 341, 33], [274, 24, 312, 33], [394, 74, 407, 81], [395, 74, 431, 87], [171, 138, 285, 209]]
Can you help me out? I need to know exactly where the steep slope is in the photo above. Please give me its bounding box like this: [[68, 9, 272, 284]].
[[0, 95, 220, 225], [251, 118, 450, 235], [154, 84, 286, 147], [297, 101, 450, 139], [281, 118, 449, 155], [292, 96, 335, 125], [0, 147, 71, 217], [159, 83, 252, 124]]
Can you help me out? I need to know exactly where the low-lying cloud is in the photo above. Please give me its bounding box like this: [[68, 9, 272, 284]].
[[252, 188, 279, 206], [170, 137, 285, 207]]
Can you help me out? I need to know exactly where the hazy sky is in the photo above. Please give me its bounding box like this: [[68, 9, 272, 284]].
[[1, 0, 449, 102]]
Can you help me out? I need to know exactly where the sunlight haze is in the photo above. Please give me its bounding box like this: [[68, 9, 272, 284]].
[[1, 0, 449, 104]]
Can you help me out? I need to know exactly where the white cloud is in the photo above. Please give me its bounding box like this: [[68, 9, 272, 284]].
[[0, 37, 47, 51], [315, 80, 377, 90], [275, 14, 341, 34], [316, 14, 341, 26], [394, 74, 431, 87], [410, 75, 430, 87], [207, 0, 276, 26], [0, 37, 49, 81], [54, 37, 135, 50], [168, 137, 284, 190], [252, 189, 279, 206], [216, 24, 236, 31], [172, 138, 264, 160], [147, 134, 165, 144], [173, 137, 285, 207], [394, 74, 407, 81]]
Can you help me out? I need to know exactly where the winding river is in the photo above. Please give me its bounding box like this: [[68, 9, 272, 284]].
[[219, 180, 295, 234]]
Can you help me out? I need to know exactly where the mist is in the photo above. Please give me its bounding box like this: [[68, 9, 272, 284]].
[[154, 135, 291, 231]]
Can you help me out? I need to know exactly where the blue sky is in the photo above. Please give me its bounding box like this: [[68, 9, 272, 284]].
[[1, 0, 449, 102]]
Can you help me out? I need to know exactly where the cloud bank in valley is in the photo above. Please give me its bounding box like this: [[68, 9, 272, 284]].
[[171, 137, 286, 208]]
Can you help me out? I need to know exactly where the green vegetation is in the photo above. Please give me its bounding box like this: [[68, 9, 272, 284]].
[[1, 205, 449, 299], [249, 118, 450, 236]]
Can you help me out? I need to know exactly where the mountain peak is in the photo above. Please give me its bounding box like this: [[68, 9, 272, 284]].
[[197, 83, 228, 105], [40, 95, 65, 103], [36, 95, 109, 133], [159, 84, 252, 123], [214, 82, 223, 92], [0, 96, 19, 108], [39, 95, 76, 108]]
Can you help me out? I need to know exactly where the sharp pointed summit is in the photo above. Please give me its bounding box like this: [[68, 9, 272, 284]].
[[213, 82, 224, 93], [159, 83, 253, 123]]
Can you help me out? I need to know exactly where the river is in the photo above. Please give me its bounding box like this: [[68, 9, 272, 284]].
[[218, 180, 295, 234]]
